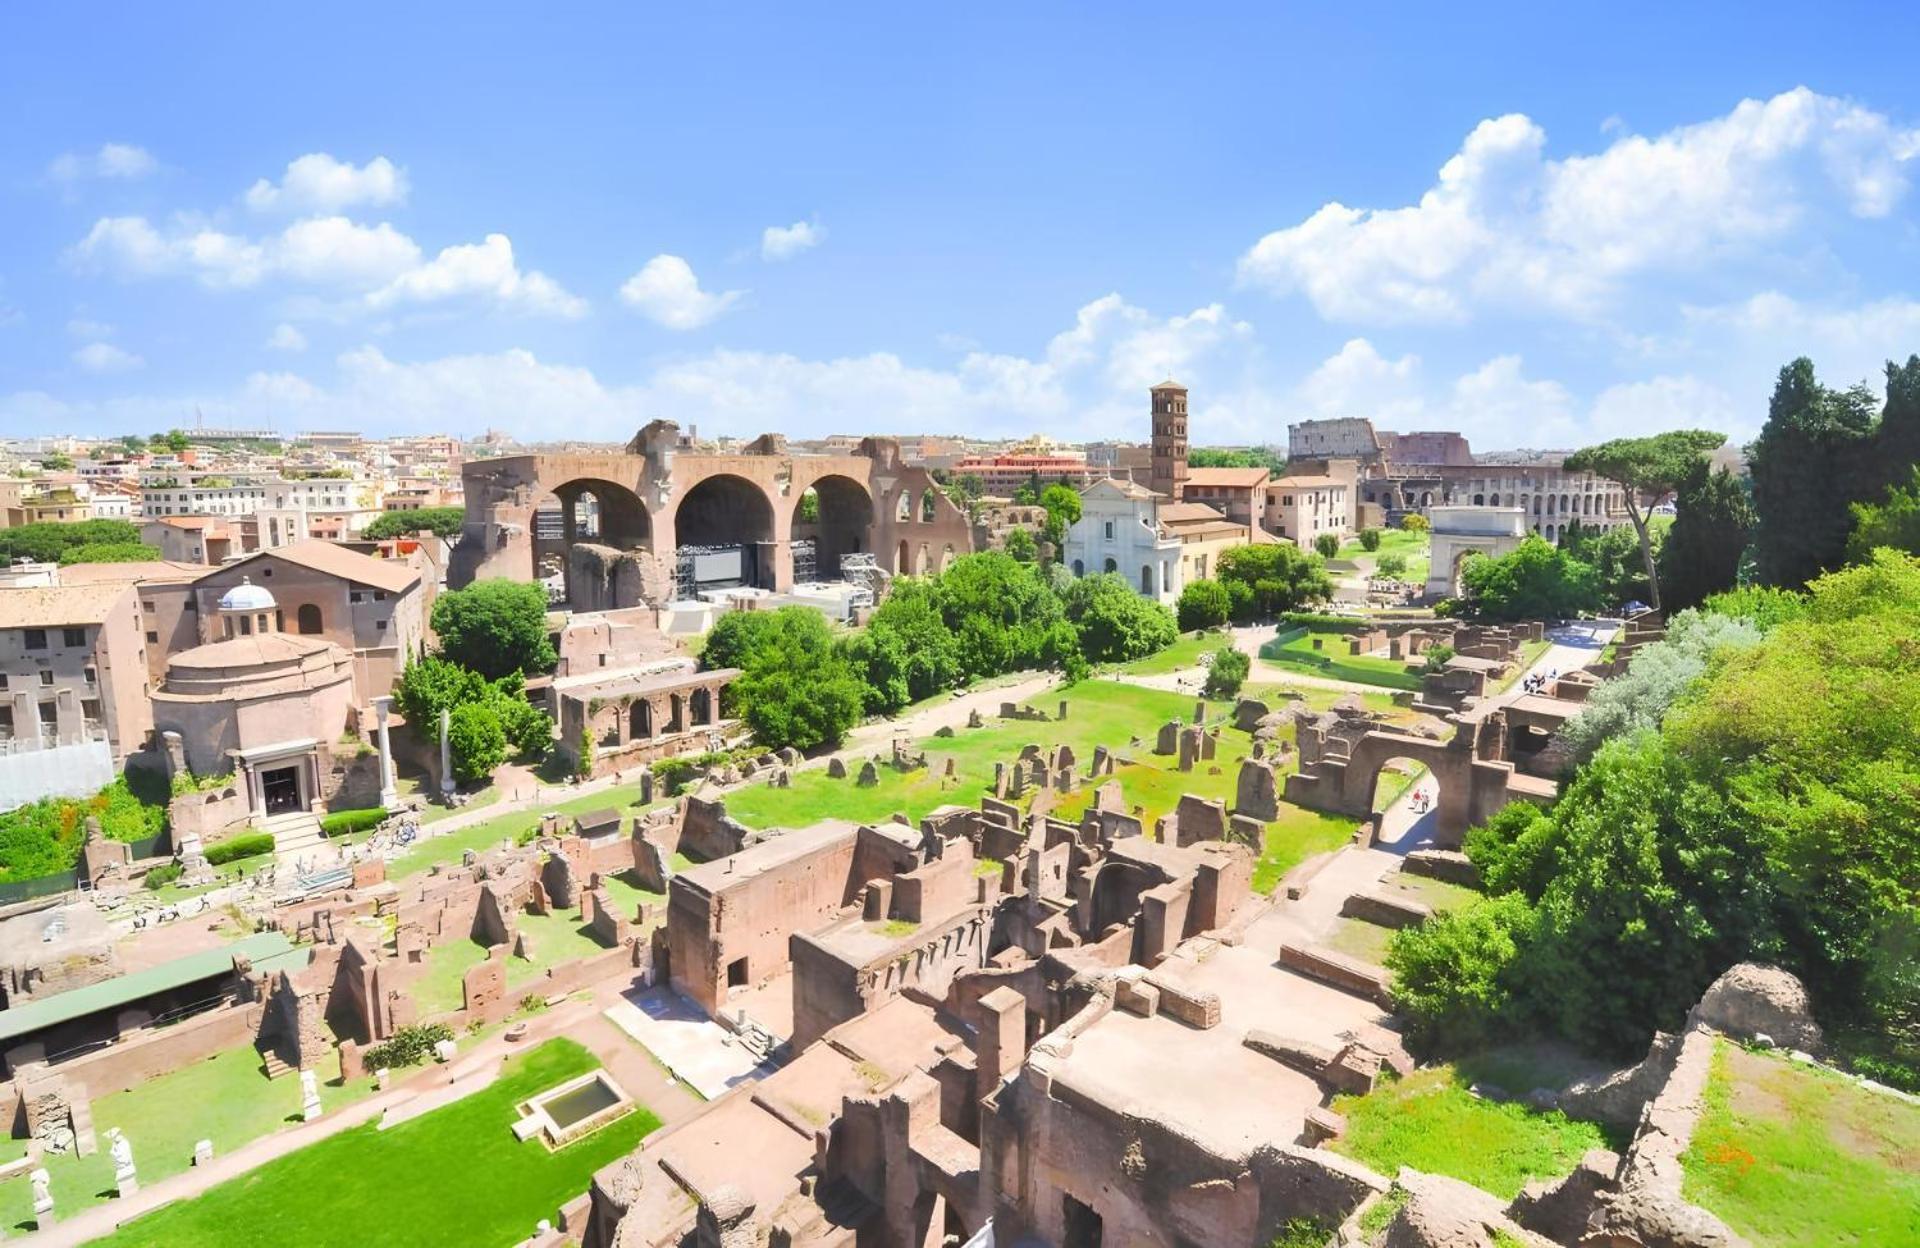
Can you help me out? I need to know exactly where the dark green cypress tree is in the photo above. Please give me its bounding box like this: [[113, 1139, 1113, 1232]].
[[1658, 462, 1753, 611]]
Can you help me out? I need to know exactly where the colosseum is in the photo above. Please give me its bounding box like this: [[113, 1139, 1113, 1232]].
[[449, 421, 977, 612]]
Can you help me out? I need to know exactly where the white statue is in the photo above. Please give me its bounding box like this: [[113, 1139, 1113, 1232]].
[[300, 1068, 323, 1121], [30, 1166, 51, 1209], [109, 1129, 133, 1174]]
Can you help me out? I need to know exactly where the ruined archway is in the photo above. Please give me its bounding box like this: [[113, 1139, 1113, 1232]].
[[1369, 756, 1440, 853], [553, 478, 652, 550], [791, 474, 872, 582], [1090, 861, 1153, 936], [675, 473, 776, 594]]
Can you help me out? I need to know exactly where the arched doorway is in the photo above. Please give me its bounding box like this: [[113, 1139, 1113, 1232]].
[[631, 699, 652, 740], [792, 474, 872, 582], [554, 478, 652, 549], [1140, 565, 1154, 595], [1370, 756, 1441, 853], [690, 686, 712, 727], [296, 603, 323, 634], [897, 539, 911, 574], [675, 474, 776, 594]]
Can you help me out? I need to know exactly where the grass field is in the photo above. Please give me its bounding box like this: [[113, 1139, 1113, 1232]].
[[1326, 915, 1395, 965], [1241, 683, 1404, 717], [99, 1040, 661, 1248], [384, 781, 667, 883], [408, 907, 614, 1016], [1260, 626, 1424, 690], [1, 1044, 380, 1232], [724, 679, 1361, 896], [1338, 529, 1431, 584], [1113, 630, 1233, 675], [1681, 1039, 1920, 1247], [1331, 1065, 1613, 1200]]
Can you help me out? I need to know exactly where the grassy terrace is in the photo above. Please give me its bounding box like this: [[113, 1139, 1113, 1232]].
[[1331, 1060, 1615, 1200], [101, 1039, 661, 1248], [1, 1045, 380, 1232], [1681, 1039, 1919, 1247], [384, 783, 669, 884], [1337, 529, 1431, 585], [1259, 626, 1424, 690], [1111, 629, 1232, 675], [724, 679, 1366, 896], [407, 907, 616, 1015]]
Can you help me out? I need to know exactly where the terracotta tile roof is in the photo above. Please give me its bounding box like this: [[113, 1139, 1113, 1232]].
[[1157, 502, 1231, 525], [58, 560, 207, 585], [1185, 467, 1271, 489], [0, 582, 134, 629], [1267, 475, 1345, 489], [213, 539, 420, 595]]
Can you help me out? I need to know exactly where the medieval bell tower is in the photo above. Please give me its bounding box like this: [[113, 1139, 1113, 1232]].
[[1150, 379, 1188, 500]]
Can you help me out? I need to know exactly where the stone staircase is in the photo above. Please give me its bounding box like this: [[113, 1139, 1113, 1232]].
[[260, 1047, 295, 1080], [264, 810, 327, 862], [725, 1009, 784, 1066]]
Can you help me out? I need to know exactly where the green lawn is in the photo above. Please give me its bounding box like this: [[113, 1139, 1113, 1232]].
[[1331, 1066, 1612, 1200], [725, 679, 1362, 895], [1681, 1039, 1920, 1247], [1326, 916, 1395, 965], [383, 781, 666, 884], [100, 1039, 661, 1248], [1339, 529, 1431, 584], [408, 908, 614, 1016], [1259, 627, 1423, 690], [599, 868, 666, 918], [1241, 683, 1405, 717], [1251, 804, 1357, 895], [1378, 872, 1483, 915], [2, 1044, 379, 1232], [1113, 630, 1232, 675], [726, 680, 1201, 829]]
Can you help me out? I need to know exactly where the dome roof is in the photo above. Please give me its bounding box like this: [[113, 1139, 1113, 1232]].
[[216, 577, 276, 612]]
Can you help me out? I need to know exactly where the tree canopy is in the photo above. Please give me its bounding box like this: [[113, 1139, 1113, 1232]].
[[57, 541, 162, 566], [1563, 429, 1723, 611], [718, 607, 867, 752], [0, 518, 144, 564], [1748, 358, 1879, 588], [430, 579, 556, 680], [1039, 484, 1082, 548], [362, 506, 467, 541], [1848, 464, 1920, 562], [1455, 535, 1601, 620], [1393, 551, 1920, 1082], [1214, 543, 1334, 622], [1061, 572, 1176, 663], [1176, 579, 1230, 631]]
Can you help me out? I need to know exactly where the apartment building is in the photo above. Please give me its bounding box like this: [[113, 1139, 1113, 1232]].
[[0, 583, 151, 806], [1261, 475, 1351, 549]]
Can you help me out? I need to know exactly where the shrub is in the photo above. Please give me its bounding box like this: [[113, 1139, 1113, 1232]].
[[1277, 611, 1364, 631], [1202, 645, 1249, 699], [1420, 643, 1454, 673], [447, 702, 507, 784], [143, 863, 184, 890], [431, 579, 556, 679], [1387, 894, 1540, 1053], [575, 728, 595, 780], [1176, 579, 1231, 631], [364, 1022, 456, 1070], [1376, 552, 1409, 579], [1314, 532, 1341, 559], [207, 832, 274, 865], [1062, 573, 1176, 663], [319, 807, 386, 837], [1399, 513, 1430, 532], [1358, 527, 1383, 552]]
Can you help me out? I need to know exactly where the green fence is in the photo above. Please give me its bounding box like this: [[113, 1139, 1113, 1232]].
[[0, 868, 81, 906]]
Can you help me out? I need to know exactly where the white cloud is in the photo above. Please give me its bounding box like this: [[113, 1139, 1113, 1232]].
[[49, 143, 157, 183], [266, 323, 308, 352], [70, 216, 582, 318], [619, 255, 744, 329], [368, 233, 587, 319], [1239, 87, 1920, 324], [70, 214, 418, 289], [245, 154, 408, 213], [73, 342, 143, 373], [1588, 375, 1741, 440], [760, 219, 824, 261]]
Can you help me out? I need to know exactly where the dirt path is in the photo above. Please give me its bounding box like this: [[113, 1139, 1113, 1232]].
[[829, 670, 1060, 763]]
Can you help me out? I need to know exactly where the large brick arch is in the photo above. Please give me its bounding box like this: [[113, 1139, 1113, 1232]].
[[449, 422, 975, 608]]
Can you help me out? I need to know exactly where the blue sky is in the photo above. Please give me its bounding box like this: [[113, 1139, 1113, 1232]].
[[5, 2, 1920, 448]]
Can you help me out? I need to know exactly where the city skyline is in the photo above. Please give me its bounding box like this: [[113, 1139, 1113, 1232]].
[[5, 4, 1920, 447]]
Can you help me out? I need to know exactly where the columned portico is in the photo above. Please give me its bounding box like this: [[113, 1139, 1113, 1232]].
[[233, 738, 324, 823], [554, 660, 742, 776]]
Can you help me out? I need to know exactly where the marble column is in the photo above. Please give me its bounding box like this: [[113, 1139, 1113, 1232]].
[[438, 708, 455, 797], [373, 697, 400, 810]]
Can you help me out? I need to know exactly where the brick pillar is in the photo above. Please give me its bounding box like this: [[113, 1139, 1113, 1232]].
[[975, 985, 1026, 1104]]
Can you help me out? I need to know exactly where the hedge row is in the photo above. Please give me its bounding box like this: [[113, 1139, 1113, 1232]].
[[320, 807, 387, 837], [206, 832, 274, 865], [1277, 611, 1369, 631]]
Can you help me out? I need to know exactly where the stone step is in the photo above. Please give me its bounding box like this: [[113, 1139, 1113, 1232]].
[[260, 1048, 294, 1080]]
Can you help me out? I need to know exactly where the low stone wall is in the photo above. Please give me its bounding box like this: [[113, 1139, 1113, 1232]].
[[1277, 944, 1393, 1007], [1401, 848, 1480, 888], [1339, 891, 1430, 929], [62, 1002, 263, 1100], [1588, 1025, 1748, 1247]]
